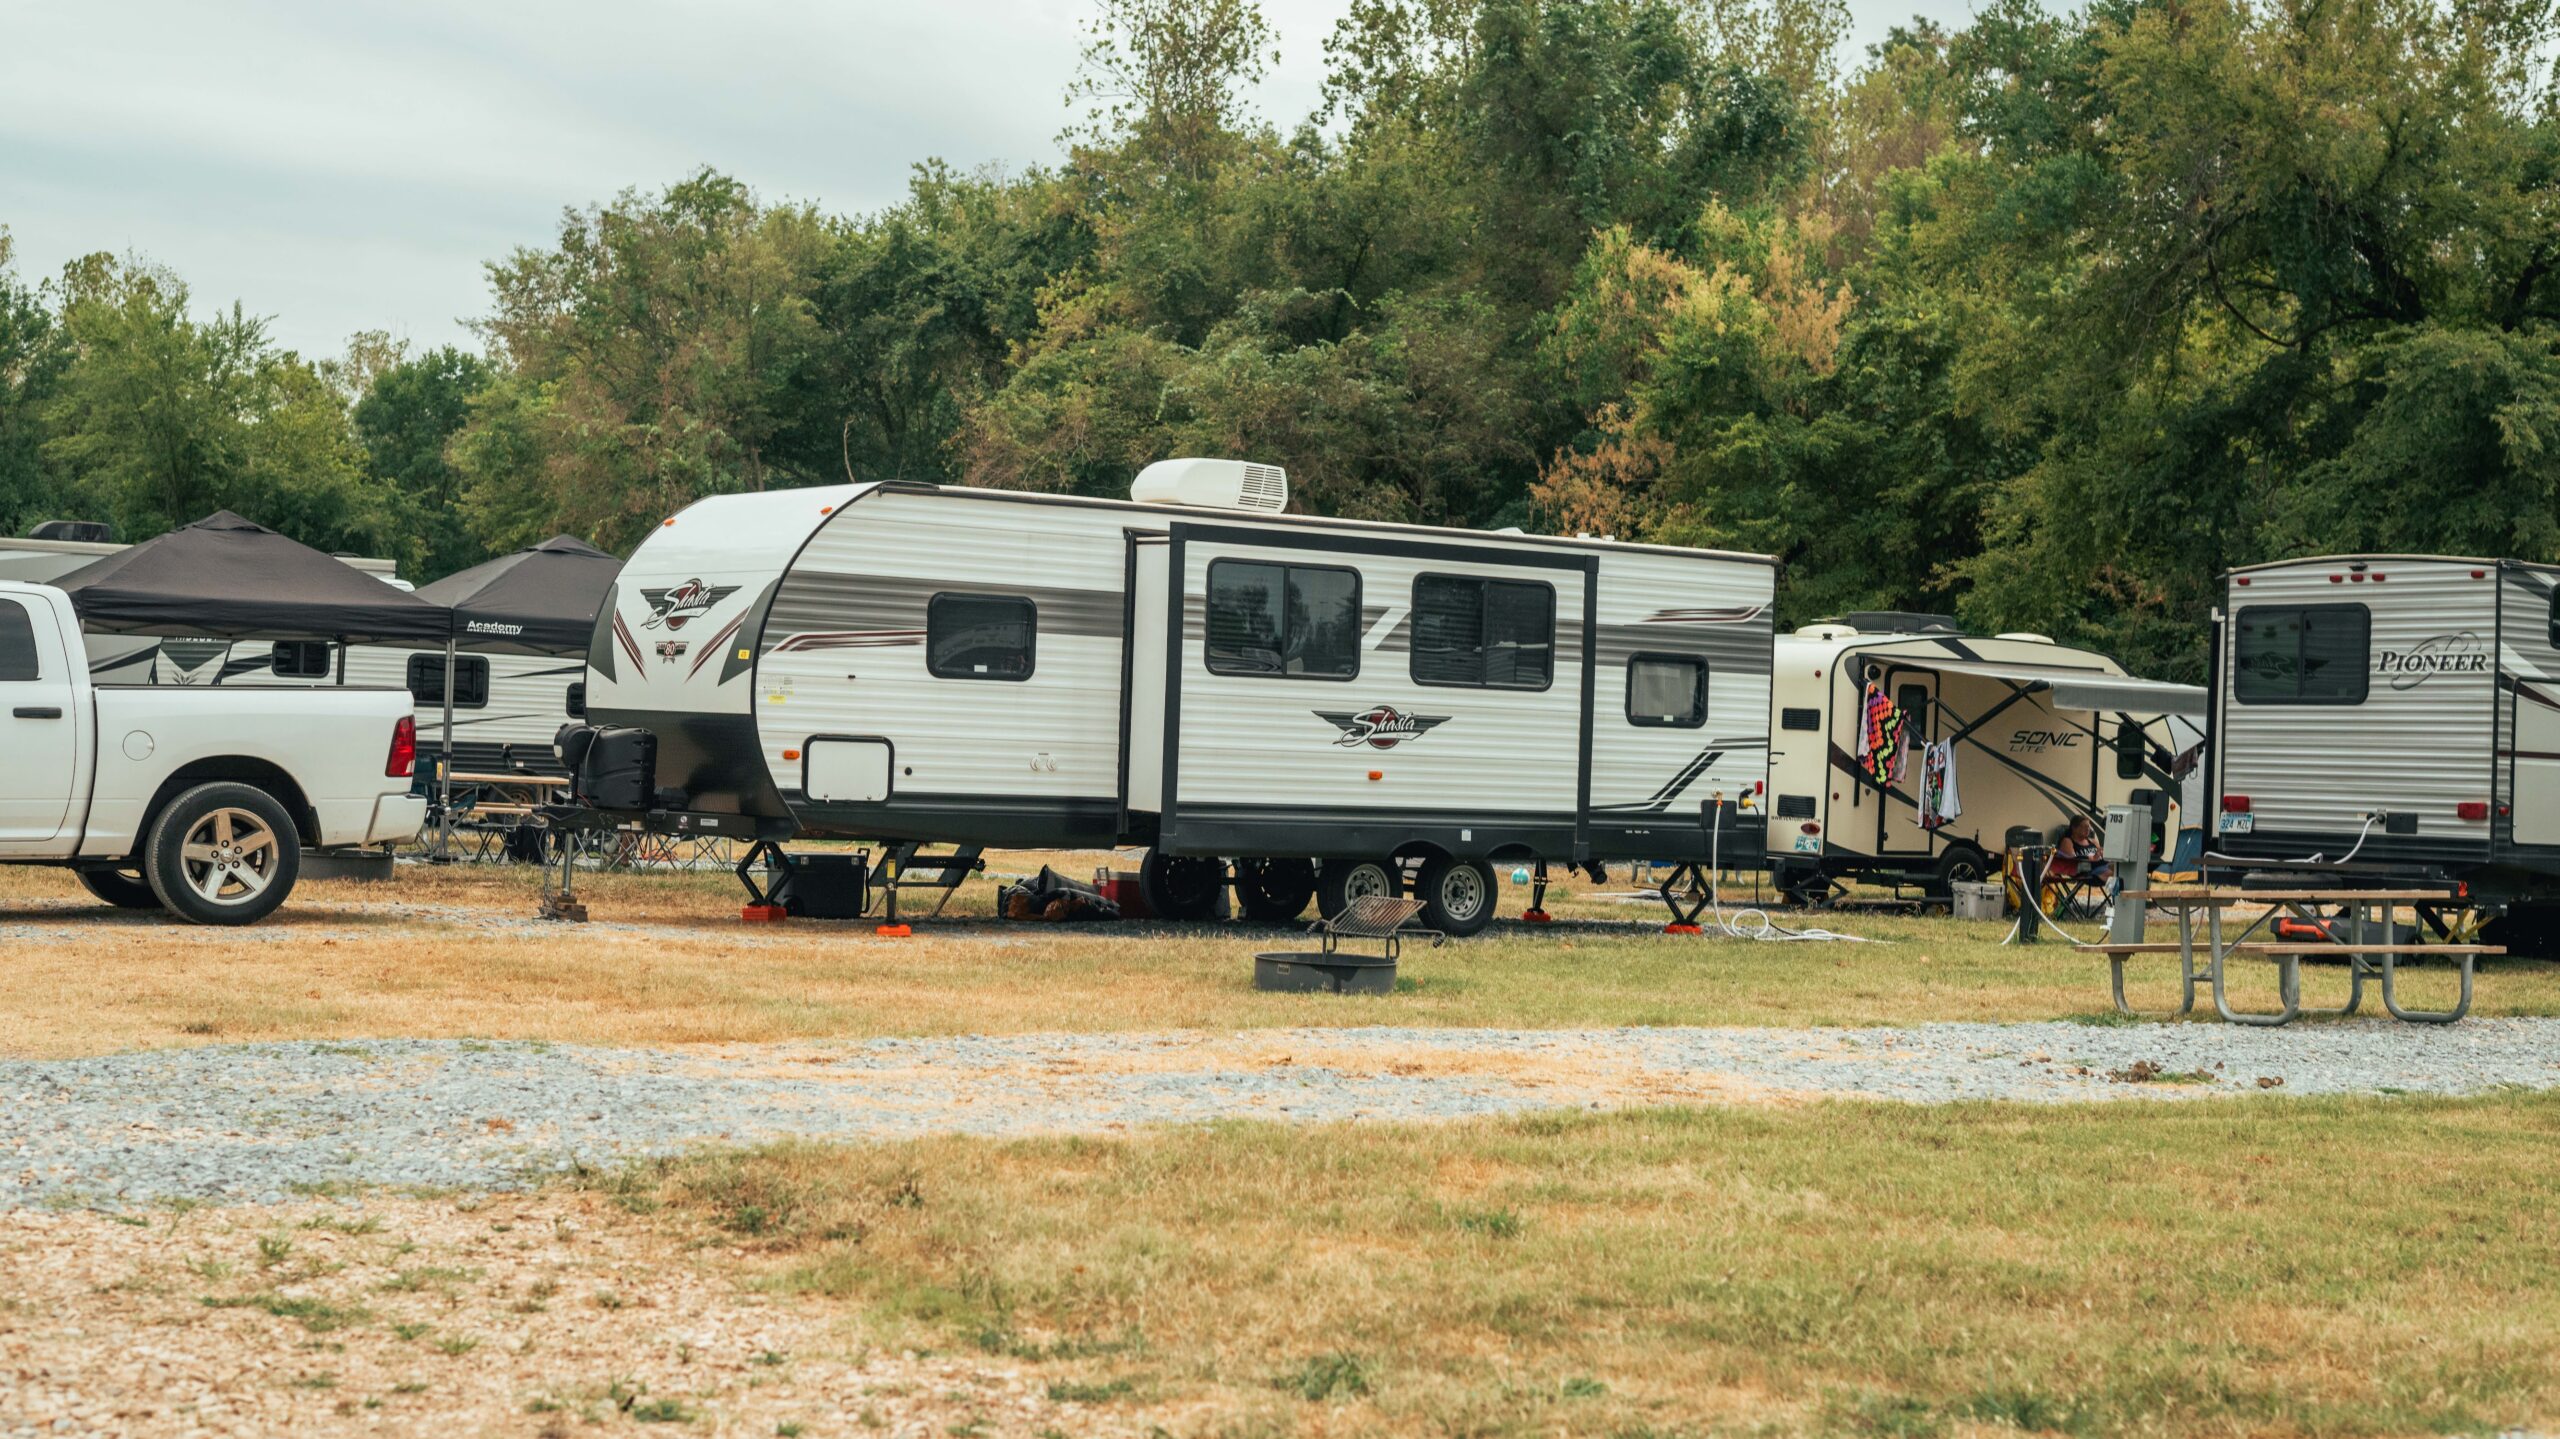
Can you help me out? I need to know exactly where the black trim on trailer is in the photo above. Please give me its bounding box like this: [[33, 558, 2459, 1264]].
[[784, 792, 1125, 849], [1158, 529, 1187, 837], [798, 734, 895, 804], [1114, 532, 1146, 834], [1160, 802, 1576, 864], [1575, 555, 1598, 860]]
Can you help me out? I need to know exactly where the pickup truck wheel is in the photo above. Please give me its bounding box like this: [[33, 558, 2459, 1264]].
[[145, 783, 301, 926], [76, 867, 160, 910]]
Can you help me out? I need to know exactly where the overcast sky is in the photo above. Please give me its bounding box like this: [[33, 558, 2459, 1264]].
[[1, 0, 1967, 362]]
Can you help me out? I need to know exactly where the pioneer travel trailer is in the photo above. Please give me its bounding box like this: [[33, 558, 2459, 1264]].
[[578, 460, 1778, 934], [1763, 615, 2204, 903], [2209, 555, 2560, 949]]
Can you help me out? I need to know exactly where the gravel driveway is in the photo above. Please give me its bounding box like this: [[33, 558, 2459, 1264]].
[[9, 1019, 2560, 1209]]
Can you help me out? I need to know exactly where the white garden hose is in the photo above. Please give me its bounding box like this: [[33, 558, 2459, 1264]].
[[1687, 799, 1879, 944]]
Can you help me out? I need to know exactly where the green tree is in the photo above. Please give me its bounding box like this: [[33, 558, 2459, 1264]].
[[0, 229, 70, 534], [352, 344, 496, 579], [460, 168, 829, 553], [41, 253, 388, 554]]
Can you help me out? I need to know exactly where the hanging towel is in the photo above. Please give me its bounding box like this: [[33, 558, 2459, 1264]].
[[1917, 741, 1945, 830], [1933, 740, 1962, 826], [1859, 683, 1905, 786]]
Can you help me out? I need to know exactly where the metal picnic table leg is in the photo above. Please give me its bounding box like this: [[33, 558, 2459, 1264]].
[[2284, 899, 2365, 1018], [2210, 900, 2300, 1026], [2381, 922, 2475, 1024], [2111, 901, 2197, 1019]]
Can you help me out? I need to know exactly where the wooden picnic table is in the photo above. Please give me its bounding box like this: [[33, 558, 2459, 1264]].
[[2076, 887, 2498, 1026]]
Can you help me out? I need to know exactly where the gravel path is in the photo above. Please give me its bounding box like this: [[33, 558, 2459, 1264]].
[[9, 1019, 2560, 1209]]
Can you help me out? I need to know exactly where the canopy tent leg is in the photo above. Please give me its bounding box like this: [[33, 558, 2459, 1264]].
[[433, 639, 457, 861]]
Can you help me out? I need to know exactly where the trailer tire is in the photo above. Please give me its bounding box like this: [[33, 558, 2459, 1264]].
[[77, 867, 161, 910], [1315, 858, 1400, 921], [143, 782, 301, 926], [1233, 857, 1316, 924], [1138, 849, 1224, 922], [1930, 845, 1992, 896], [1415, 857, 1498, 937]]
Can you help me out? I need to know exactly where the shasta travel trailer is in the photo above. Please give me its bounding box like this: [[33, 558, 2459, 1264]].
[[579, 461, 1777, 934], [2210, 555, 2560, 949], [1763, 615, 2204, 903]]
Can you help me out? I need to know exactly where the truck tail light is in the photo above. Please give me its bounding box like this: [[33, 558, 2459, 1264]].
[[2222, 794, 2251, 813], [387, 715, 417, 778], [2458, 801, 2489, 822], [1800, 821, 1821, 836]]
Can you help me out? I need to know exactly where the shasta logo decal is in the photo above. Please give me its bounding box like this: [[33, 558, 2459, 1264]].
[[640, 579, 739, 631], [655, 639, 690, 663], [1316, 705, 1451, 749], [2378, 632, 2489, 688]]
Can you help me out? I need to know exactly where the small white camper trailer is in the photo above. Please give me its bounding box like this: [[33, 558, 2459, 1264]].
[[1764, 614, 2203, 902], [581, 461, 1779, 933], [2210, 555, 2560, 949]]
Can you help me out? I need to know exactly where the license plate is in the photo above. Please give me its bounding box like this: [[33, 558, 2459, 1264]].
[[2218, 812, 2255, 834]]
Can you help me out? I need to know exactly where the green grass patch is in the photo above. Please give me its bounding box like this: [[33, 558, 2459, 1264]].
[[599, 1092, 2560, 1437]]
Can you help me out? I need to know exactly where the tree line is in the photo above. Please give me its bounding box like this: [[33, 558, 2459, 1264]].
[[3, 0, 2554, 678]]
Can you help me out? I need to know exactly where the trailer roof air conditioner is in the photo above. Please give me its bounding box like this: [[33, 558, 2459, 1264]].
[[1130, 458, 1288, 513]]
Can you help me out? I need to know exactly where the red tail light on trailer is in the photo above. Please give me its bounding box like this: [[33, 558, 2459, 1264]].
[[2222, 795, 2251, 813], [2458, 801, 2490, 822], [387, 715, 417, 778]]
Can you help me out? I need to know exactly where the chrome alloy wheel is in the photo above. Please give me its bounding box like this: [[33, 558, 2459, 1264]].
[[180, 807, 280, 906]]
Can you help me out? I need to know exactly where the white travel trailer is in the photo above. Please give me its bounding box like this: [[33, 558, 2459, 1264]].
[[2210, 555, 2560, 950], [580, 461, 1778, 933], [1763, 614, 2203, 902]]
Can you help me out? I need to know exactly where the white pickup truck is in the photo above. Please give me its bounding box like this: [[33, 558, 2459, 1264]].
[[0, 581, 427, 924]]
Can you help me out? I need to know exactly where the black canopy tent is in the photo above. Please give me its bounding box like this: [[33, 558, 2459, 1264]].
[[52, 511, 451, 649], [412, 535, 619, 658], [409, 536, 621, 848]]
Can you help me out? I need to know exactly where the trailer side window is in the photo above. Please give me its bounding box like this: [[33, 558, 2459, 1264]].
[[927, 594, 1036, 681], [2233, 604, 2370, 705], [1411, 575, 1554, 690], [270, 641, 332, 679], [2114, 722, 2146, 780], [0, 600, 39, 682], [407, 653, 490, 709], [1206, 561, 1360, 680], [1626, 655, 1707, 727]]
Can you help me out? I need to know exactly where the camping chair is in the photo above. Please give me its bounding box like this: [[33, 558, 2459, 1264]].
[[2038, 821, 2118, 923]]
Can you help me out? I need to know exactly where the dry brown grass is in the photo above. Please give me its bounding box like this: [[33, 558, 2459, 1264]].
[[0, 1191, 1147, 1437], [594, 1093, 2560, 1438], [2, 855, 2553, 1060]]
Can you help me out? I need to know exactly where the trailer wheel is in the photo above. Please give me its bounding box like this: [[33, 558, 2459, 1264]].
[[143, 782, 301, 926], [76, 867, 161, 910], [1138, 849, 1224, 922], [1315, 858, 1400, 920], [1930, 845, 1992, 896], [1415, 857, 1499, 937], [1233, 857, 1316, 924]]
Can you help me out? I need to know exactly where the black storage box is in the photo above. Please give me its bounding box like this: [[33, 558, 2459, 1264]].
[[784, 853, 870, 919], [578, 726, 658, 811]]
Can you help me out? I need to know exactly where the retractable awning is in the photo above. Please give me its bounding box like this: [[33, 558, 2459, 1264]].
[[1894, 657, 2207, 716]]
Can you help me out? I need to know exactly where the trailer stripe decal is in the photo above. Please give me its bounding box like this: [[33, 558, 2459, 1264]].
[[611, 613, 645, 671], [688, 613, 748, 679]]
